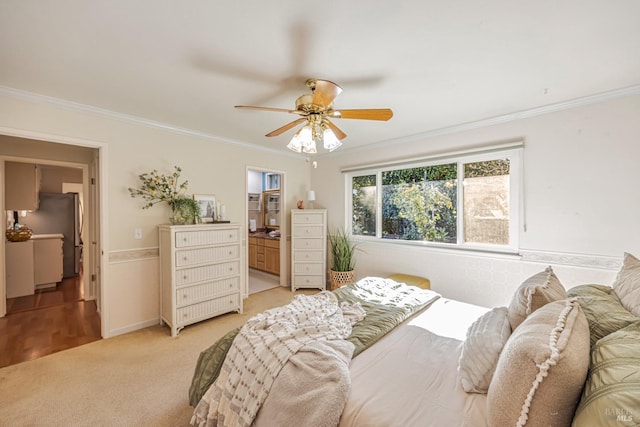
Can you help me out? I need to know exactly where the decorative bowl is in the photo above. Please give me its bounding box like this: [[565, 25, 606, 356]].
[[6, 227, 33, 242]]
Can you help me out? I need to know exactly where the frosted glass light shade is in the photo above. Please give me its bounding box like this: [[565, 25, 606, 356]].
[[322, 127, 342, 151], [307, 190, 316, 201], [287, 125, 312, 153]]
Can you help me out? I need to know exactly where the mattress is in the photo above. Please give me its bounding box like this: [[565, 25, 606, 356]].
[[339, 297, 490, 427]]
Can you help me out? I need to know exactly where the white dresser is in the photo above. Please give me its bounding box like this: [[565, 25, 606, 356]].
[[159, 223, 243, 337], [291, 209, 327, 291]]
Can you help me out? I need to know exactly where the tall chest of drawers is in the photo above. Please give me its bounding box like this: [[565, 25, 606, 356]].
[[291, 209, 327, 291], [159, 224, 243, 336]]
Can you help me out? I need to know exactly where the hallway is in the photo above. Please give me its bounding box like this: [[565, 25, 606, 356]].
[[0, 276, 101, 368]]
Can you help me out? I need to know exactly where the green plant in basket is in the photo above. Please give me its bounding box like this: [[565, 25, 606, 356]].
[[328, 227, 357, 272]]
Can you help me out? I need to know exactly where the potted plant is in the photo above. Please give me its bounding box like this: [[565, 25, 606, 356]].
[[328, 227, 357, 290], [169, 197, 201, 225], [128, 166, 199, 224]]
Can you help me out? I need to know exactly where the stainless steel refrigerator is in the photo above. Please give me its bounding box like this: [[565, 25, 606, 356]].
[[23, 192, 82, 278]]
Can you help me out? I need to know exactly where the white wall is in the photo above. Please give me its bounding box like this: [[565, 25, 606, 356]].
[[2, 90, 639, 329], [0, 93, 312, 337], [311, 94, 640, 307]]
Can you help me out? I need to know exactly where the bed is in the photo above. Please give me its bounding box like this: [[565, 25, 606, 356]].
[[189, 253, 640, 427]]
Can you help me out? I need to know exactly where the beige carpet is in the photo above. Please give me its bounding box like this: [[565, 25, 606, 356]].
[[0, 286, 315, 427]]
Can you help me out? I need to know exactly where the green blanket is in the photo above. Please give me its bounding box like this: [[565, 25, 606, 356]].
[[189, 278, 440, 406]]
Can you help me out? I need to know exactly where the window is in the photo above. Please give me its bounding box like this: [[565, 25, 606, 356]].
[[347, 147, 521, 252]]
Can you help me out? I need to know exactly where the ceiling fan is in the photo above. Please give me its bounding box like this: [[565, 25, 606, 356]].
[[235, 78, 393, 153]]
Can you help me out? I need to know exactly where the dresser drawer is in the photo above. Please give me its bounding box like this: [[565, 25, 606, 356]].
[[175, 244, 239, 267], [175, 229, 239, 248], [293, 238, 324, 250], [292, 225, 324, 237], [294, 263, 324, 275], [177, 293, 240, 325], [293, 250, 324, 262], [176, 260, 239, 286], [292, 212, 325, 225], [176, 277, 239, 307], [292, 275, 324, 288]]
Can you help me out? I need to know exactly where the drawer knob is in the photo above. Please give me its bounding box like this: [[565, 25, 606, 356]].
[[183, 256, 188, 261], [183, 275, 188, 280], [229, 251, 233, 255]]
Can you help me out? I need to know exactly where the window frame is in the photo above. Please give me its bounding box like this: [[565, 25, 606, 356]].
[[345, 146, 522, 254]]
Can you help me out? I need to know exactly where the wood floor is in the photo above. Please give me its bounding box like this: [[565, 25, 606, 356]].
[[0, 275, 101, 368]]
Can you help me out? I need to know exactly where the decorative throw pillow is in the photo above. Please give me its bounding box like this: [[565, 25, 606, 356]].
[[507, 266, 567, 330], [486, 299, 590, 427], [458, 307, 511, 393], [567, 284, 639, 346], [612, 252, 640, 317], [572, 322, 640, 425]]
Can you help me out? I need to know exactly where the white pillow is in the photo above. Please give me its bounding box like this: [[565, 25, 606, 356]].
[[612, 252, 640, 317], [458, 306, 511, 393]]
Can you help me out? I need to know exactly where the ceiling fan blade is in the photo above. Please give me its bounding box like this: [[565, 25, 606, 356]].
[[311, 79, 342, 108], [235, 105, 303, 115], [265, 118, 308, 137], [329, 108, 393, 121], [323, 119, 347, 140]]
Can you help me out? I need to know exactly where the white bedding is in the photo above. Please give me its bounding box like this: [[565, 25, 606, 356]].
[[339, 297, 490, 427]]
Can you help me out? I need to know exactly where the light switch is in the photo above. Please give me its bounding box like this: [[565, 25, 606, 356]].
[[134, 228, 142, 240]]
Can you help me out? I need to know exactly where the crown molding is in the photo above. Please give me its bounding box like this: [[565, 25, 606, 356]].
[[0, 85, 301, 158], [331, 84, 640, 156], [3, 84, 639, 159]]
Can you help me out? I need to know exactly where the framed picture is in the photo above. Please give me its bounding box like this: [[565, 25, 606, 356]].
[[193, 194, 216, 223]]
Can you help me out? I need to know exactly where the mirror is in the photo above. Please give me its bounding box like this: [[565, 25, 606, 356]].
[[263, 190, 280, 228]]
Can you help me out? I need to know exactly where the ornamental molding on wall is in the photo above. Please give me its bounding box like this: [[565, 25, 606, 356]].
[[520, 250, 621, 270], [109, 247, 158, 263]]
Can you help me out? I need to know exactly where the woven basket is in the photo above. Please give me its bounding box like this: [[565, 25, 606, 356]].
[[6, 227, 33, 242], [329, 270, 355, 290]]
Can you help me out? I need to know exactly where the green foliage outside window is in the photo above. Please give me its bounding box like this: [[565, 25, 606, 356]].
[[351, 156, 512, 246], [382, 164, 457, 242]]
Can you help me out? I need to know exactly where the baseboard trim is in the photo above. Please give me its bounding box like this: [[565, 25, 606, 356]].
[[106, 318, 160, 338]]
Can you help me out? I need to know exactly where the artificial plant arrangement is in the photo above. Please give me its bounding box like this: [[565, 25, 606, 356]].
[[128, 166, 200, 224], [328, 227, 358, 289]]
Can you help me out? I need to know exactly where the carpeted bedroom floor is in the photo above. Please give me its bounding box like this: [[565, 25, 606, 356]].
[[0, 286, 316, 426]]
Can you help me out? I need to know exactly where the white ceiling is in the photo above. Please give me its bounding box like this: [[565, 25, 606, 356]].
[[1, 1, 639, 155]]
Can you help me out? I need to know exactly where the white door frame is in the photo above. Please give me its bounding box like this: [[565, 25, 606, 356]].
[[0, 127, 109, 338], [245, 166, 287, 297]]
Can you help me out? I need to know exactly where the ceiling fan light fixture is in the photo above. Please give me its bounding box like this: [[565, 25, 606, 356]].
[[321, 123, 342, 152], [237, 78, 392, 154], [287, 125, 312, 153], [302, 138, 317, 154]]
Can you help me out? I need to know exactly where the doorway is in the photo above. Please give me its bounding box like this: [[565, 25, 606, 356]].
[[246, 167, 286, 295], [0, 132, 104, 367]]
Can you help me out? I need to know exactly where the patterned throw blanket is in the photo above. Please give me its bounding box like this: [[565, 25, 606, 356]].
[[191, 291, 366, 427]]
